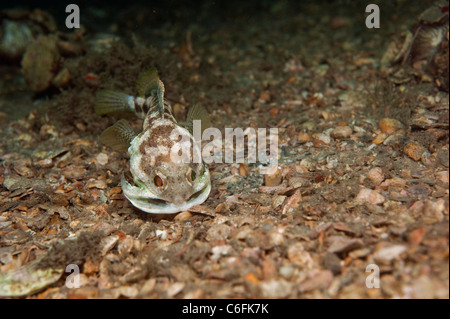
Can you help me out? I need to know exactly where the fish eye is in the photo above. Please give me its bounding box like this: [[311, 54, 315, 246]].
[[187, 167, 197, 185], [153, 175, 165, 189]]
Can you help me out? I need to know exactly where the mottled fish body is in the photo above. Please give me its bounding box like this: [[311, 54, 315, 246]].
[[95, 68, 211, 214]]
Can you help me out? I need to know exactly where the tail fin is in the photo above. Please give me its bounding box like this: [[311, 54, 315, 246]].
[[95, 90, 134, 115]]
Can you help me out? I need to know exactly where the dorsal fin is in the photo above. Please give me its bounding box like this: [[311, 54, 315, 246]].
[[136, 68, 161, 97], [136, 68, 166, 118]]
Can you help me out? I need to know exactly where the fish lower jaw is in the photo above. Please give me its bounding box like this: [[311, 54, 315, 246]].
[[123, 183, 211, 214]]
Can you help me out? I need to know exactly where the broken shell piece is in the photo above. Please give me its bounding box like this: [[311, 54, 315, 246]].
[[367, 167, 385, 186], [174, 210, 193, 222], [404, 142, 427, 161], [264, 166, 282, 186], [96, 153, 109, 165], [331, 126, 352, 139], [166, 282, 185, 298], [379, 118, 404, 134], [373, 244, 407, 264], [435, 171, 449, 184], [35, 158, 53, 168], [372, 133, 387, 145], [51, 67, 70, 88], [355, 187, 385, 205], [156, 229, 168, 240], [211, 245, 232, 260], [0, 259, 63, 297], [272, 195, 287, 209], [281, 189, 302, 214], [100, 235, 119, 256], [239, 163, 250, 177], [297, 131, 311, 144]]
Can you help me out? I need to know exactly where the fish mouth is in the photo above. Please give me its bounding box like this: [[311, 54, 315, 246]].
[[188, 185, 209, 202], [121, 174, 211, 214]]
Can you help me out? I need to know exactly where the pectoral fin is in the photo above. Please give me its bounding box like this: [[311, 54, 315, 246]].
[[95, 90, 134, 116], [185, 104, 211, 136], [99, 119, 137, 151]]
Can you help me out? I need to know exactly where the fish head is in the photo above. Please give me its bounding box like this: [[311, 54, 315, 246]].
[[122, 119, 211, 214]]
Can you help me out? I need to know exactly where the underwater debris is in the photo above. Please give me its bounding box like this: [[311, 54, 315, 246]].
[[1, 8, 85, 92], [0, 259, 63, 298], [381, 1, 449, 91], [0, 8, 56, 61], [20, 33, 83, 92], [21, 35, 60, 92], [0, 0, 448, 300], [378, 118, 405, 134], [410, 1, 449, 64]]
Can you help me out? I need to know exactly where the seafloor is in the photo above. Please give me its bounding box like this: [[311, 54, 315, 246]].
[[0, 0, 448, 298]]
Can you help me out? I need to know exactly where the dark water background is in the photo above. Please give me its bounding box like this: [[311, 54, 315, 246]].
[[0, 0, 436, 122]]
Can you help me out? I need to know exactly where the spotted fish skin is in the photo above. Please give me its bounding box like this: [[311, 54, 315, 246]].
[[95, 68, 211, 214]]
